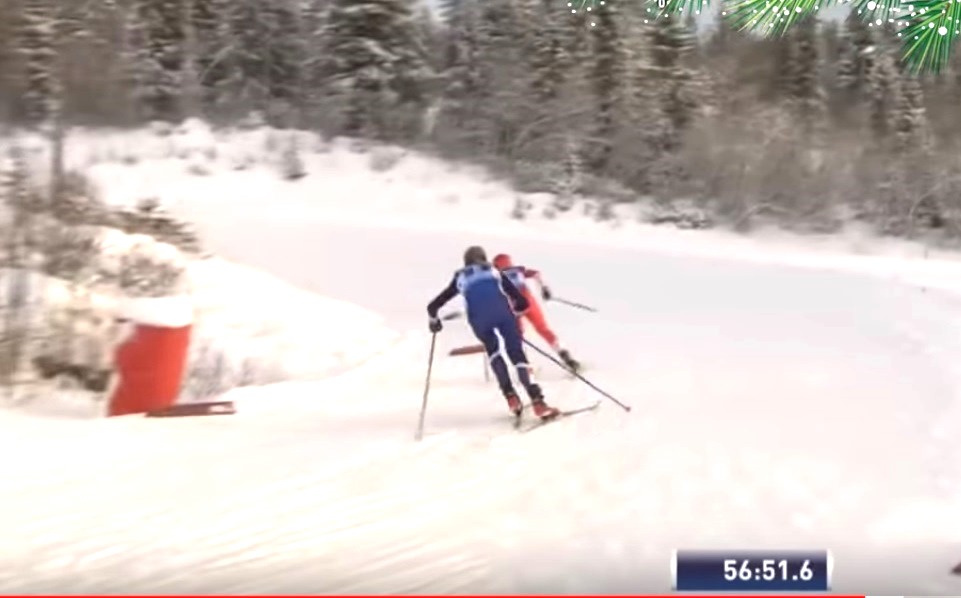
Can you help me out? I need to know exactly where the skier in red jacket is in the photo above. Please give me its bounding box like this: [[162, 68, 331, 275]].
[[492, 253, 582, 373]]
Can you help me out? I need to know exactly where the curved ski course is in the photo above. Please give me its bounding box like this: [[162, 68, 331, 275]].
[[184, 204, 960, 595], [3, 203, 960, 594]]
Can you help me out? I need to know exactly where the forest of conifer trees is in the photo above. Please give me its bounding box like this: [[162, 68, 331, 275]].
[[2, 0, 961, 238]]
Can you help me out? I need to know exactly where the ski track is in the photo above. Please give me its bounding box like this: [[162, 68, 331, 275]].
[[4, 218, 961, 592]]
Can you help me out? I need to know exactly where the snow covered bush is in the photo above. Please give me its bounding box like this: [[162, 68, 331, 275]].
[[231, 154, 257, 171], [37, 221, 101, 282], [38, 281, 115, 392], [110, 198, 202, 254], [181, 340, 235, 401], [510, 195, 532, 220], [595, 199, 616, 223], [279, 138, 306, 181], [369, 147, 405, 173], [509, 160, 561, 195], [98, 231, 187, 298], [642, 199, 714, 230], [50, 170, 106, 225], [180, 339, 287, 403], [550, 139, 583, 214], [186, 160, 212, 176]]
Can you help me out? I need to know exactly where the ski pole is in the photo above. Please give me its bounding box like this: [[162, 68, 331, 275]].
[[415, 332, 439, 441], [551, 297, 597, 313], [441, 311, 464, 321], [523, 338, 631, 412]]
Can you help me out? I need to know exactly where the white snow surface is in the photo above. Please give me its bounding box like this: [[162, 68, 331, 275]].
[[2, 121, 961, 594], [184, 257, 401, 384]]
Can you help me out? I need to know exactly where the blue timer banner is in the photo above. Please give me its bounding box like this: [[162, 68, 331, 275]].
[[672, 549, 831, 592]]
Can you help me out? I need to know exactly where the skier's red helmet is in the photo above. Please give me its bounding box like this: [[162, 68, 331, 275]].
[[492, 253, 513, 270]]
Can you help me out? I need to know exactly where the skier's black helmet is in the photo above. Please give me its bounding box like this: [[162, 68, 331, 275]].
[[463, 245, 487, 266]]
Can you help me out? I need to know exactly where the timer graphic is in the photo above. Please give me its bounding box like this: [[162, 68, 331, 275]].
[[671, 549, 832, 591]]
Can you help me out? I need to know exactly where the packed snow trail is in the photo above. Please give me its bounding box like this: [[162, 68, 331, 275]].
[[2, 204, 960, 593], [176, 207, 960, 594]]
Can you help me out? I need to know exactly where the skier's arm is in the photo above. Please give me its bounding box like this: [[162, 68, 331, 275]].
[[499, 273, 530, 313], [522, 266, 552, 300], [427, 276, 459, 319]]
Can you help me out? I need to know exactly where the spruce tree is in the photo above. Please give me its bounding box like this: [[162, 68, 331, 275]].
[[527, 0, 568, 104], [190, 0, 230, 116], [788, 17, 825, 136], [266, 0, 308, 120], [471, 0, 530, 156], [228, 0, 277, 114], [587, 0, 624, 171], [836, 10, 873, 97], [440, 0, 483, 138], [864, 46, 897, 141], [894, 71, 929, 155], [323, 0, 433, 139], [645, 11, 699, 151], [138, 0, 185, 121], [770, 36, 794, 99], [118, 0, 153, 123], [16, 0, 58, 125]]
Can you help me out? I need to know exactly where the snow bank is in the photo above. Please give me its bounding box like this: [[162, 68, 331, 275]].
[[7, 221, 399, 418], [12, 118, 948, 286], [185, 257, 400, 386], [10, 118, 961, 403]]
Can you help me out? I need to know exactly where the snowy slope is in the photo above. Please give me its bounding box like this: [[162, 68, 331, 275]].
[[2, 124, 960, 594]]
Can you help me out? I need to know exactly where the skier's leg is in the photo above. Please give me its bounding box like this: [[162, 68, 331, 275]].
[[474, 323, 522, 414], [526, 293, 580, 371], [496, 318, 540, 398], [497, 320, 559, 418], [475, 325, 512, 394], [525, 298, 560, 350]]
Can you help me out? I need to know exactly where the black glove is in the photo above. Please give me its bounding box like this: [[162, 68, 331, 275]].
[[429, 317, 443, 333], [541, 286, 552, 301]]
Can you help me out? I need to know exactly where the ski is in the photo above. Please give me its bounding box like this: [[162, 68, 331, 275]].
[[516, 401, 601, 433]]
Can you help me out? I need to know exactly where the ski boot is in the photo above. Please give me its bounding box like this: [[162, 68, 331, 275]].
[[558, 349, 581, 374], [528, 384, 560, 420], [504, 391, 523, 417]]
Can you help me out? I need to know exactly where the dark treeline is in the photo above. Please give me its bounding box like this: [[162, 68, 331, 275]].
[[1, 0, 960, 238]]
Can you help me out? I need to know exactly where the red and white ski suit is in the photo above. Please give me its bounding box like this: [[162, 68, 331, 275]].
[[499, 265, 561, 351]]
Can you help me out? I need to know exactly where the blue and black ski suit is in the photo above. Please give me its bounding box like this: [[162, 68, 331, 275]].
[[427, 263, 543, 400]]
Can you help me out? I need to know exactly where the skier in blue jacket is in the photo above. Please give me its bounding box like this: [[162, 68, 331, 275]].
[[427, 245, 560, 420]]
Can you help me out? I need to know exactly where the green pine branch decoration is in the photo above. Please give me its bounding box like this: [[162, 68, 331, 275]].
[[570, 0, 961, 73], [900, 0, 961, 73], [723, 0, 830, 36]]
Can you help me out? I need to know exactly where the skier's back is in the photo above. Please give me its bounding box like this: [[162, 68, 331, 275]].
[[427, 245, 560, 420]]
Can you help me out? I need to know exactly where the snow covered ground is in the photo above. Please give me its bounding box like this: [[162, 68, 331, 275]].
[[7, 236, 399, 419], [1, 122, 960, 594], [183, 257, 400, 385]]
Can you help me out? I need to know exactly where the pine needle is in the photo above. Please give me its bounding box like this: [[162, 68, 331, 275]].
[[900, 0, 961, 73], [723, 0, 837, 36], [570, 0, 961, 73], [852, 0, 903, 24]]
